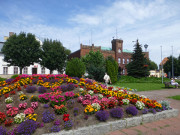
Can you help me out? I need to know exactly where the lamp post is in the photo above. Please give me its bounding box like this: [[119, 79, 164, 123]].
[[172, 46, 174, 78], [144, 44, 148, 52], [161, 46, 163, 84]]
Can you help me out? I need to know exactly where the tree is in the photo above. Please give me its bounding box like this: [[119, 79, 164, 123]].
[[40, 39, 69, 74], [147, 59, 158, 70], [105, 56, 118, 83], [163, 56, 179, 77], [82, 51, 105, 82], [2, 32, 41, 74], [66, 58, 86, 78], [126, 39, 149, 78]]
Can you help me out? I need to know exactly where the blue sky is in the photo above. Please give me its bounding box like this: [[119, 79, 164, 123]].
[[0, 0, 180, 66]]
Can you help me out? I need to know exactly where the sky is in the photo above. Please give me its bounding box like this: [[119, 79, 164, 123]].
[[0, 0, 180, 66]]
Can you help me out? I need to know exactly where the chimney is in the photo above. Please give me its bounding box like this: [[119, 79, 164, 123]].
[[9, 32, 14, 37]]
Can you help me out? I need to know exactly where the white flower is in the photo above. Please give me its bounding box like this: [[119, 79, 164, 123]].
[[92, 103, 101, 111], [140, 95, 147, 99], [98, 94, 103, 99], [88, 90, 94, 96], [135, 101, 145, 110], [127, 91, 133, 94], [5, 97, 13, 103], [18, 91, 24, 96], [122, 99, 130, 105], [79, 88, 84, 92]]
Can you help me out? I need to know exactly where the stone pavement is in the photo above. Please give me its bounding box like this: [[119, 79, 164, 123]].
[[107, 88, 180, 135]]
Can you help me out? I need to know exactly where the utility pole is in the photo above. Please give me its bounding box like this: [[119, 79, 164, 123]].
[[161, 46, 163, 84], [172, 46, 174, 78]]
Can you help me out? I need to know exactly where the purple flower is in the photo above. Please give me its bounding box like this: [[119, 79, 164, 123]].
[[60, 85, 68, 92], [84, 115, 88, 120], [72, 77, 80, 81], [110, 108, 124, 118], [5, 78, 14, 83], [67, 83, 75, 91], [43, 78, 50, 82], [38, 86, 47, 93], [16, 120, 38, 135], [148, 108, 156, 114], [43, 104, 49, 108], [50, 125, 61, 132], [0, 126, 6, 135], [42, 110, 55, 123], [54, 120, 61, 126], [26, 86, 37, 93], [126, 106, 138, 116], [142, 108, 148, 114], [73, 107, 79, 116], [64, 120, 73, 130], [96, 110, 109, 121], [32, 79, 38, 84]]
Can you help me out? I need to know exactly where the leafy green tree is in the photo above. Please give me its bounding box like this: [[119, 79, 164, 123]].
[[66, 58, 86, 78], [40, 39, 69, 74], [164, 56, 179, 77], [126, 39, 149, 78], [105, 56, 118, 83], [82, 51, 105, 82], [2, 32, 41, 74], [147, 59, 158, 70]]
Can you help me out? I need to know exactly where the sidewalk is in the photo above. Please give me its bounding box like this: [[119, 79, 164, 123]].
[[107, 88, 180, 135]]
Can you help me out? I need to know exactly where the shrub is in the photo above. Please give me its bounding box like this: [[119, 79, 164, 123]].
[[0, 126, 6, 135], [96, 110, 109, 121], [38, 86, 47, 93], [26, 86, 37, 93], [11, 74, 19, 79], [66, 58, 86, 78], [126, 106, 138, 116], [110, 108, 124, 118], [64, 120, 73, 130], [50, 125, 61, 132], [42, 110, 55, 123], [16, 119, 38, 135]]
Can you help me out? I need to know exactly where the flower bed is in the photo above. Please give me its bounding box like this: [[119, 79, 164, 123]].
[[0, 74, 173, 135]]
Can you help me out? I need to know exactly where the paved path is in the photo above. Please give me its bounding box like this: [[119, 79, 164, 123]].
[[107, 88, 180, 135]]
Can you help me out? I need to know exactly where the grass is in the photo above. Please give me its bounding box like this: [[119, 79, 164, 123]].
[[167, 95, 180, 100], [110, 76, 172, 91], [113, 82, 165, 91]]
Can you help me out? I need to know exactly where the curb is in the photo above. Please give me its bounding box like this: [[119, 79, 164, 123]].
[[43, 109, 179, 135]]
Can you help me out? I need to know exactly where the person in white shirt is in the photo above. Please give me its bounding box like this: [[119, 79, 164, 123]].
[[103, 73, 111, 85], [171, 78, 179, 88]]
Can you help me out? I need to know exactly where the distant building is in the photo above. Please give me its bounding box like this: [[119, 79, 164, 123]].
[[69, 39, 149, 75], [0, 32, 59, 78]]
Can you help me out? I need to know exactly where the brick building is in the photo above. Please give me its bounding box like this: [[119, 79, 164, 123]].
[[69, 39, 149, 75]]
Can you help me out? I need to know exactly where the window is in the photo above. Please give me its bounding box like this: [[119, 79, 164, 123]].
[[41, 68, 45, 74], [127, 59, 129, 64], [123, 69, 125, 75], [123, 59, 125, 64], [14, 67, 18, 74], [23, 67, 28, 74], [3, 67, 8, 75], [118, 58, 121, 64], [118, 49, 121, 53]]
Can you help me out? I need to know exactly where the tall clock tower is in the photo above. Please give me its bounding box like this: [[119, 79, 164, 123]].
[[112, 39, 123, 61]]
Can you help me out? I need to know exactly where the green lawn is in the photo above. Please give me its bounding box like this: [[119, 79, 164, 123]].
[[113, 82, 166, 91], [168, 95, 180, 100]]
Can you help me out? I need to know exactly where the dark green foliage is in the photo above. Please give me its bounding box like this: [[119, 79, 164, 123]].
[[2, 32, 41, 74], [147, 60, 158, 70], [40, 39, 70, 74], [163, 55, 180, 77], [105, 56, 118, 84], [10, 74, 19, 79], [82, 51, 105, 82], [66, 58, 85, 78], [0, 77, 6, 81], [126, 40, 149, 78]]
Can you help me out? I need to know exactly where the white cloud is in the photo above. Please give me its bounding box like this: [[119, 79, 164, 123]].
[[0, 0, 180, 66]]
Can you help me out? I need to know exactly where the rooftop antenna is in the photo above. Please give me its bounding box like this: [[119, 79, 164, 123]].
[[91, 29, 92, 45], [78, 35, 80, 45]]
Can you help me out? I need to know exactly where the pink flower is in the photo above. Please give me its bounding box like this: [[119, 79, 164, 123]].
[[6, 104, 12, 110]]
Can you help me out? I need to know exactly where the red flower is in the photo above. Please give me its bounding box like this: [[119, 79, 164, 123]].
[[4, 93, 9, 98]]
